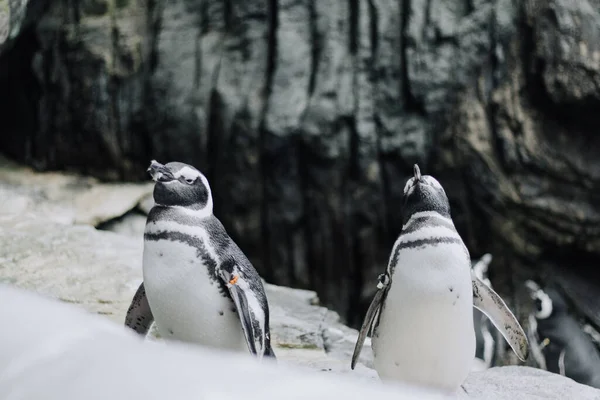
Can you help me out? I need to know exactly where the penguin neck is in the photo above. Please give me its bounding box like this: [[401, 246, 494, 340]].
[[401, 210, 453, 230], [154, 199, 213, 220]]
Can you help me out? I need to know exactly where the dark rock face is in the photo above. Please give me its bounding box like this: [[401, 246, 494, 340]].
[[0, 0, 599, 337], [0, 0, 49, 55]]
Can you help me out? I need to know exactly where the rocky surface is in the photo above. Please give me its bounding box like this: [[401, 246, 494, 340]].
[[0, 283, 446, 400], [0, 155, 153, 227], [0, 0, 48, 55], [3, 285, 600, 400], [1, 165, 599, 398], [1, 0, 599, 334], [0, 209, 598, 399], [0, 201, 378, 374]]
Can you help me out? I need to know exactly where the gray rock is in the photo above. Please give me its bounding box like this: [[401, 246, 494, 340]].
[[97, 210, 148, 239], [0, 0, 47, 54], [0, 283, 447, 400], [0, 213, 143, 323], [460, 366, 600, 400], [0, 155, 153, 227]]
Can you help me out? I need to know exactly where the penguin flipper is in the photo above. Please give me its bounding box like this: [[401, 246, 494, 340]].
[[472, 272, 529, 361], [218, 262, 271, 360], [124, 282, 154, 336], [351, 278, 388, 370]]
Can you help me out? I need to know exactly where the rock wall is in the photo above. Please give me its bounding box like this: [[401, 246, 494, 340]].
[[0, 0, 599, 330]]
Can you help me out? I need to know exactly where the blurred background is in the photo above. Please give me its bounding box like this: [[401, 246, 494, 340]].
[[0, 0, 599, 374]]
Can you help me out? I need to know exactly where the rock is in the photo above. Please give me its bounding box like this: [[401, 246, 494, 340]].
[[97, 210, 148, 239], [0, 0, 48, 55], [0, 283, 447, 400], [0, 213, 143, 322], [263, 283, 375, 370], [0, 155, 153, 227], [460, 366, 600, 400], [1, 0, 600, 340]]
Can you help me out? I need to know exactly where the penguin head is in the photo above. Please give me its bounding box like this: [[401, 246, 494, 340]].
[[401, 164, 451, 224], [525, 280, 567, 320], [472, 253, 492, 285], [147, 160, 213, 214]]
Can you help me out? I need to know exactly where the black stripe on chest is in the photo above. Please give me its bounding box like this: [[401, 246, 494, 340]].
[[147, 207, 231, 258], [401, 215, 456, 236], [144, 230, 230, 298], [387, 215, 464, 275], [390, 237, 463, 266]]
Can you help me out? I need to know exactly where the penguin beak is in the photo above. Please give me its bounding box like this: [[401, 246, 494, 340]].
[[413, 164, 421, 182], [524, 280, 541, 299], [147, 160, 175, 182]]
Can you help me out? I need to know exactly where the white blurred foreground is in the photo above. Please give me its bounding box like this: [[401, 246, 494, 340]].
[[0, 284, 446, 400]]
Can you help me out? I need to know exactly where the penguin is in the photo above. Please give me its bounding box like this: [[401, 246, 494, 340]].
[[525, 280, 600, 389], [471, 254, 498, 368], [124, 160, 276, 360], [351, 165, 528, 394]]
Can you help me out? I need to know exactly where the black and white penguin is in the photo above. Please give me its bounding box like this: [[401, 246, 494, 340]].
[[526, 280, 600, 388], [125, 160, 276, 360], [351, 165, 528, 394]]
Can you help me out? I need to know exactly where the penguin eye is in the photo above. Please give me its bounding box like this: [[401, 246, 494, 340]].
[[534, 298, 543, 312], [185, 178, 195, 184]]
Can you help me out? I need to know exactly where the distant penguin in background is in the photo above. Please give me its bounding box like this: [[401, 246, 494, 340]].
[[351, 165, 528, 394], [525, 280, 600, 389], [124, 160, 276, 360], [472, 254, 498, 369]]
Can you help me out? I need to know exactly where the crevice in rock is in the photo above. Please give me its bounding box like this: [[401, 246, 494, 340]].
[[71, 0, 81, 24], [400, 0, 425, 115], [483, 7, 508, 173], [348, 0, 358, 54], [205, 38, 225, 193], [109, 1, 125, 180], [368, 0, 378, 69], [96, 208, 148, 235], [465, 0, 474, 15], [297, 140, 314, 290], [194, 31, 201, 89], [307, 0, 320, 96], [349, 234, 366, 328], [422, 0, 431, 40], [258, 0, 279, 283], [223, 0, 233, 31], [374, 117, 390, 246], [0, 26, 42, 167]]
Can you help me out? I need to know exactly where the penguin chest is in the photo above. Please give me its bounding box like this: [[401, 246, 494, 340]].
[[142, 236, 246, 352], [372, 245, 475, 391]]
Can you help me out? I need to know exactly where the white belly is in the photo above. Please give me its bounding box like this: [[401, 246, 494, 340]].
[[372, 244, 475, 393], [142, 238, 247, 353]]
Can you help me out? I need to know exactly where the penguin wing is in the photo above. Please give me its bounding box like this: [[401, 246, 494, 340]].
[[218, 260, 271, 360], [472, 272, 529, 361], [351, 283, 388, 370], [124, 282, 154, 336]]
